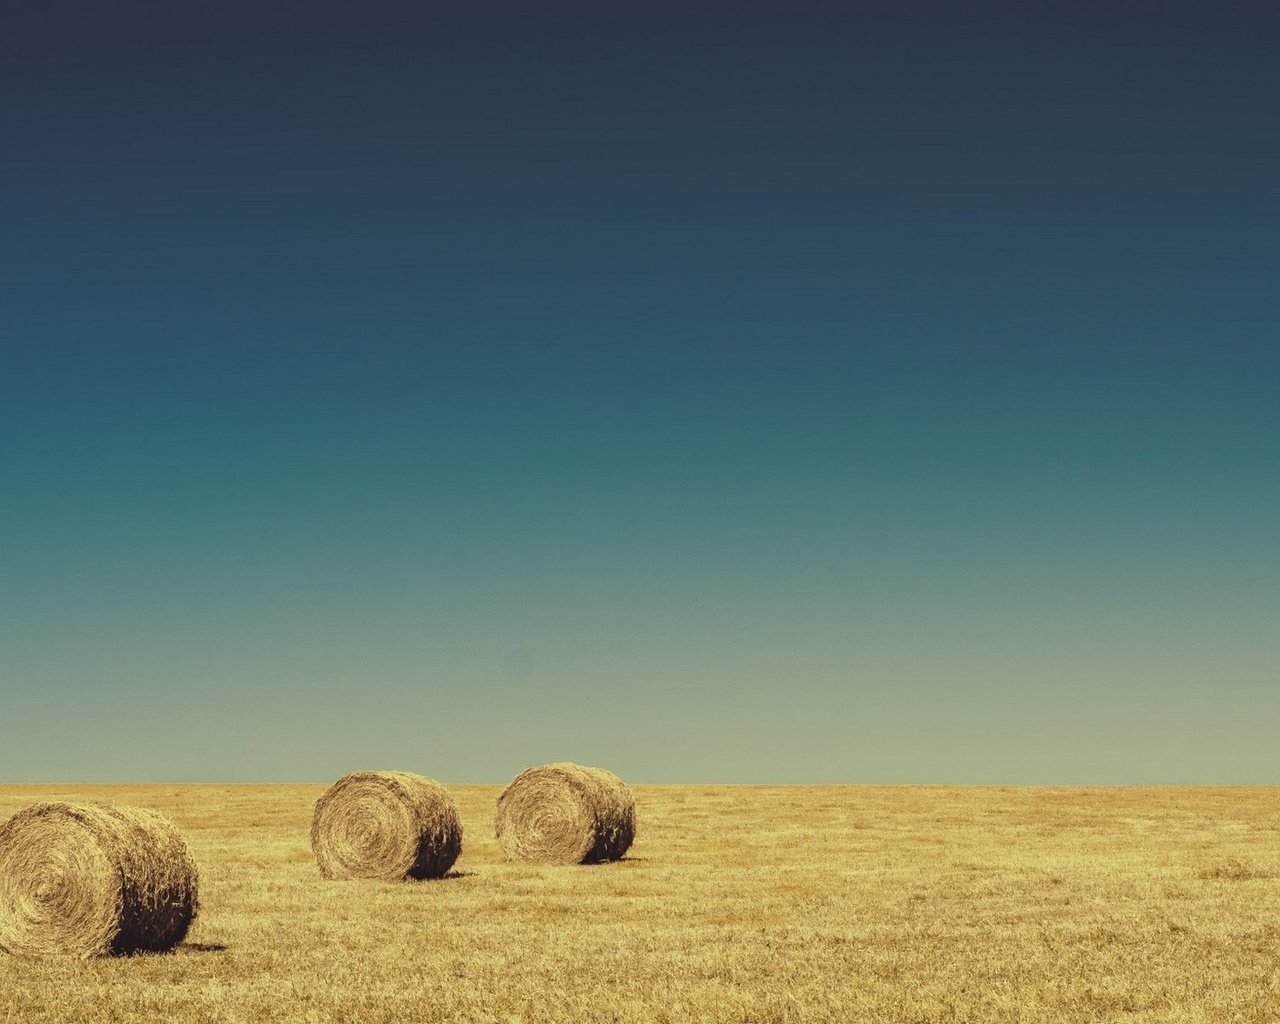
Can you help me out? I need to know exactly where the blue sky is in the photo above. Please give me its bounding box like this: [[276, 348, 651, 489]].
[[1, 1, 1277, 782]]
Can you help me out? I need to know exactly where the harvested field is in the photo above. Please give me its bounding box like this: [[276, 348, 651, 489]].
[[2, 784, 1279, 1023]]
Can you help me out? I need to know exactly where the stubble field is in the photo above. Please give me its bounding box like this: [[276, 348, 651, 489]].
[[2, 784, 1279, 1023]]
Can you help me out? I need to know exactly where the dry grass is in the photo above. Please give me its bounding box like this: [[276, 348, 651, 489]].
[[2, 784, 1279, 1022]]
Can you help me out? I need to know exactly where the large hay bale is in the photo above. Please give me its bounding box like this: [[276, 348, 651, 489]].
[[0, 802, 199, 958], [311, 771, 462, 880], [495, 762, 635, 864]]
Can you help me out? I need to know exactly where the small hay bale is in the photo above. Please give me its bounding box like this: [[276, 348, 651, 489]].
[[0, 802, 199, 958], [495, 762, 635, 864], [311, 771, 462, 880]]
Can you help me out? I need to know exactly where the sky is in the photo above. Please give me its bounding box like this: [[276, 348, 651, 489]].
[[1, 1, 1277, 783]]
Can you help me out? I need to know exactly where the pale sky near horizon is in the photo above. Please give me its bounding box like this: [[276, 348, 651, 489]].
[[2, 1, 1277, 783]]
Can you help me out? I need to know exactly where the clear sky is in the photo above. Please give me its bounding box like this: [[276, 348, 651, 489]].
[[2, 1, 1277, 783]]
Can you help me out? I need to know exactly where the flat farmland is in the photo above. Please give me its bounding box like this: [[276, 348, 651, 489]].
[[2, 784, 1279, 1023]]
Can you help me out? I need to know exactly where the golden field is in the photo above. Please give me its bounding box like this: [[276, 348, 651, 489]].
[[2, 784, 1279, 1023]]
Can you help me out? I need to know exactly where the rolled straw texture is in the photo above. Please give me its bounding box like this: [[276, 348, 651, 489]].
[[311, 771, 462, 880], [0, 802, 199, 958], [495, 762, 636, 864]]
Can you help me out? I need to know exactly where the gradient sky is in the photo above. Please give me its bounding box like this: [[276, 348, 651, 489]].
[[2, 2, 1277, 783]]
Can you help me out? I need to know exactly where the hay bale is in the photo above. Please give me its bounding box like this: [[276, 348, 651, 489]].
[[495, 762, 635, 864], [0, 802, 199, 958], [311, 771, 462, 880]]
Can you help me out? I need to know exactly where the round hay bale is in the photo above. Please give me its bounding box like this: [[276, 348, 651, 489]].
[[311, 771, 462, 881], [495, 762, 635, 864], [0, 802, 199, 958]]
